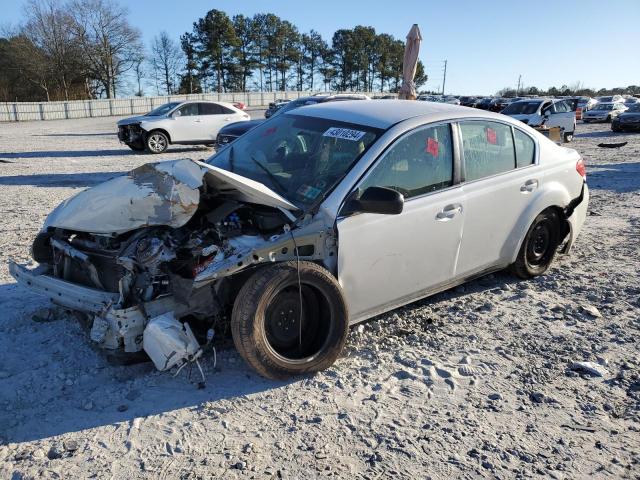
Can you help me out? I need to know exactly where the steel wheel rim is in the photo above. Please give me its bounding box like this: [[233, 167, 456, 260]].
[[526, 220, 553, 266]]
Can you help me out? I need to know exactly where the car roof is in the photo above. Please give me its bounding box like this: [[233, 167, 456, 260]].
[[289, 99, 507, 129]]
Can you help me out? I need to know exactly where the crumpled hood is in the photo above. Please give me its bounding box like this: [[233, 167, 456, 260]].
[[43, 159, 298, 235], [117, 115, 155, 126]]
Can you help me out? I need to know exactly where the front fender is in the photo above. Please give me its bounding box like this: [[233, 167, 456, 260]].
[[502, 180, 574, 264]]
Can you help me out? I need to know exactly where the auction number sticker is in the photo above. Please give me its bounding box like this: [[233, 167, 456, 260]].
[[323, 127, 366, 141]]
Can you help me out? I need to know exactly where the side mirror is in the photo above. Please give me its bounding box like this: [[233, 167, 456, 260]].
[[342, 186, 404, 216]]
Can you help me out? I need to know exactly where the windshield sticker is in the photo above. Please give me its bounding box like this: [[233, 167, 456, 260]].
[[425, 137, 439, 157], [262, 126, 278, 136], [296, 184, 322, 200], [323, 127, 366, 142], [486, 127, 497, 145]]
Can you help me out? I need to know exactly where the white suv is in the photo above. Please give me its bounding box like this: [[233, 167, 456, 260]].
[[117, 101, 250, 153]]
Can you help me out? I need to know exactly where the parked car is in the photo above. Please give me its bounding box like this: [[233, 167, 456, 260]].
[[573, 96, 598, 111], [623, 97, 640, 106], [117, 101, 250, 153], [489, 98, 510, 112], [10, 101, 588, 379], [443, 96, 461, 105], [265, 99, 290, 118], [459, 96, 479, 107], [611, 103, 640, 131], [476, 98, 494, 110], [582, 102, 628, 123], [216, 94, 370, 146], [501, 99, 576, 142], [595, 95, 624, 104]]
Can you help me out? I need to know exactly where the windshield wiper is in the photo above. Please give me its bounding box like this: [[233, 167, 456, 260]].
[[250, 155, 287, 195]]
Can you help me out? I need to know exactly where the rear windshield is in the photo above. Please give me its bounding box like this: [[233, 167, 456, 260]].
[[593, 104, 614, 111], [502, 101, 542, 115], [625, 104, 640, 112]]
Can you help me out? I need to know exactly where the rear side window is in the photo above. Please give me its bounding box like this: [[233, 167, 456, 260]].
[[460, 121, 515, 181], [514, 129, 535, 168], [199, 103, 235, 115], [360, 124, 453, 199]]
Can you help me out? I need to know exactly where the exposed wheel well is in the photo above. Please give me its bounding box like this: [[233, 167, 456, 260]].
[[545, 205, 570, 243], [145, 128, 172, 144]]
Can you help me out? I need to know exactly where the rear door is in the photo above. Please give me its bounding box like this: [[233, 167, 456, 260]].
[[336, 123, 465, 322], [455, 120, 540, 275], [546, 100, 575, 133], [198, 103, 239, 140]]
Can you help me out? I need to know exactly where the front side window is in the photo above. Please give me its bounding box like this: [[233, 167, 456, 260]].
[[359, 124, 453, 199], [208, 114, 381, 209], [552, 101, 571, 113], [177, 103, 199, 116], [460, 121, 515, 181], [146, 102, 181, 116], [514, 129, 535, 168]]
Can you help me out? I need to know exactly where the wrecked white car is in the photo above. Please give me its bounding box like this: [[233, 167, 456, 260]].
[[10, 101, 589, 379]]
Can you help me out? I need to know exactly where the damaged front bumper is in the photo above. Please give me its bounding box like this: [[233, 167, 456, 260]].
[[9, 261, 185, 352]]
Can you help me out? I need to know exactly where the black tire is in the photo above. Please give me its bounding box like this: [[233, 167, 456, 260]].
[[563, 132, 574, 143], [612, 124, 621, 133], [127, 141, 145, 151], [606, 115, 612, 123], [511, 210, 562, 279], [231, 261, 349, 379], [145, 130, 169, 154]]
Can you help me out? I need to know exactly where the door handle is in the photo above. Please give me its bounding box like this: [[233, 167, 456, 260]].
[[436, 203, 463, 221], [520, 179, 538, 193]]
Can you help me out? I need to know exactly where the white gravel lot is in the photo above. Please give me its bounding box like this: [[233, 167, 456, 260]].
[[0, 114, 638, 479]]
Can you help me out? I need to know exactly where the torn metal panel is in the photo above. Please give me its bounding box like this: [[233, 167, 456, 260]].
[[197, 161, 299, 211]]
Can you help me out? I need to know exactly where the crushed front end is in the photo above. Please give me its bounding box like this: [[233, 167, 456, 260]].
[[9, 159, 335, 357]]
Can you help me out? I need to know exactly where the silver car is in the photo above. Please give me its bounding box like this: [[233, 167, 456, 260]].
[[117, 101, 250, 153], [582, 102, 628, 123], [10, 101, 589, 379]]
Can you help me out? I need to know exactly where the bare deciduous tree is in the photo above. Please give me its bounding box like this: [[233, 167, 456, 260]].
[[150, 31, 182, 95], [68, 0, 142, 98]]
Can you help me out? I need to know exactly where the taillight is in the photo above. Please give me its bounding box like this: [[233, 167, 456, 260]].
[[576, 157, 586, 178]]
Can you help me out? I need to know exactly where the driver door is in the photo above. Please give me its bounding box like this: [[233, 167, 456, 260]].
[[171, 103, 201, 142], [545, 100, 575, 133], [336, 123, 465, 323]]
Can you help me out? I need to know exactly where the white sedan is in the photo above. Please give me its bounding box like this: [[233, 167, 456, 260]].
[[117, 100, 250, 153], [11, 101, 589, 379]]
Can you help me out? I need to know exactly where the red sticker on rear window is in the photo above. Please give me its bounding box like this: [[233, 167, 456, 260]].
[[425, 137, 439, 156], [263, 127, 277, 136], [486, 127, 497, 145]]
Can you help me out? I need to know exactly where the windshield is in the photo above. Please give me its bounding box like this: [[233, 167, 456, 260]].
[[146, 102, 181, 116], [207, 114, 382, 209], [597, 96, 613, 102], [593, 103, 614, 111], [502, 101, 542, 115], [625, 104, 640, 112]]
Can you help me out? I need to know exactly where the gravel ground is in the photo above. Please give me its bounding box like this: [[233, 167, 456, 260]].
[[0, 116, 638, 479]]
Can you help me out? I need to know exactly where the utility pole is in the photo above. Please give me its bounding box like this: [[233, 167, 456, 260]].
[[441, 60, 448, 95], [516, 74, 522, 96]]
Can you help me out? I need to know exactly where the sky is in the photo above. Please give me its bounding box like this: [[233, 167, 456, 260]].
[[2, 0, 639, 95]]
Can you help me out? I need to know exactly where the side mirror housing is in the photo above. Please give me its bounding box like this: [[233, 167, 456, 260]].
[[342, 186, 404, 216]]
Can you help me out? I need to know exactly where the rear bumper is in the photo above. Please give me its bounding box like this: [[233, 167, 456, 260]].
[[9, 261, 180, 352], [563, 183, 589, 253]]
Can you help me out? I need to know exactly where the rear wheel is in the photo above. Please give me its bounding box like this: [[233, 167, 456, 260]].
[[231, 261, 349, 379], [563, 132, 574, 143], [145, 130, 169, 154], [511, 210, 562, 279], [606, 115, 612, 123]]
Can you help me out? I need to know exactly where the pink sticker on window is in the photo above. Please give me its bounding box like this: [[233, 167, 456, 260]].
[[263, 127, 277, 136], [486, 127, 497, 145], [425, 137, 439, 156]]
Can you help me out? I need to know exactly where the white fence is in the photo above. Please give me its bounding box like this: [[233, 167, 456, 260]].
[[0, 91, 393, 122]]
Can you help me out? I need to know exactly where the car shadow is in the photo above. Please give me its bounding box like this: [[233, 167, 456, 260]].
[[0, 171, 123, 188], [0, 146, 212, 160], [0, 281, 292, 444], [574, 129, 636, 139]]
